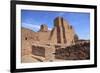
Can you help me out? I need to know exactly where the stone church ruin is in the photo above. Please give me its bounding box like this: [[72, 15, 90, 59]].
[[21, 17, 90, 63]]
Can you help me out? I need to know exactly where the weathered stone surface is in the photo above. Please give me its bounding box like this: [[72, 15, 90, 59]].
[[21, 54, 45, 63], [50, 17, 77, 45], [39, 24, 48, 32], [55, 41, 90, 60], [21, 17, 89, 63]]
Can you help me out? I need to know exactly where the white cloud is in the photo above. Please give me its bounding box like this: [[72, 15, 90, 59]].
[[22, 23, 40, 31], [22, 23, 52, 31], [48, 28, 52, 30]]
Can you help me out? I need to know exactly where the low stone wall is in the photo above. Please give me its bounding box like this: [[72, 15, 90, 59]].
[[32, 46, 45, 57], [55, 42, 90, 60]]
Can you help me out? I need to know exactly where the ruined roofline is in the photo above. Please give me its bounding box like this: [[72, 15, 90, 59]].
[[39, 24, 49, 32]]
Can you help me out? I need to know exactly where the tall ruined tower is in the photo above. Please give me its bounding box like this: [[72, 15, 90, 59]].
[[50, 16, 78, 45]]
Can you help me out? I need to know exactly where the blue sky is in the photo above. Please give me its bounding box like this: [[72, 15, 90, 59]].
[[21, 10, 90, 40]]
